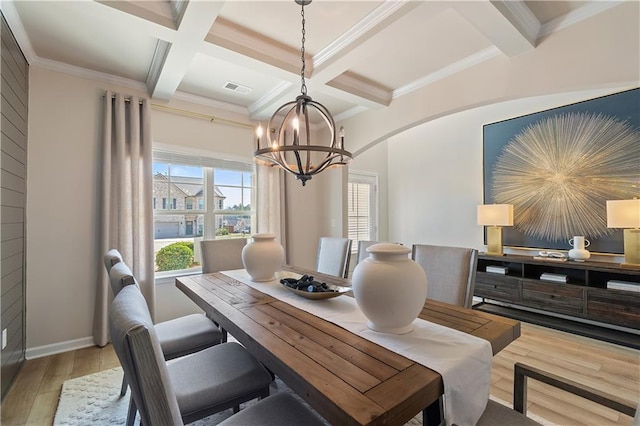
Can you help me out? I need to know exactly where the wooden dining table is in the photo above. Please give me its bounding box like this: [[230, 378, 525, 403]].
[[175, 265, 520, 426]]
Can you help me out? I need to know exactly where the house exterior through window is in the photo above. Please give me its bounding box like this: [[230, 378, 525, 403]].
[[153, 151, 255, 273]]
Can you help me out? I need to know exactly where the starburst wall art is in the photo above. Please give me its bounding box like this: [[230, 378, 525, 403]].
[[483, 88, 640, 254]]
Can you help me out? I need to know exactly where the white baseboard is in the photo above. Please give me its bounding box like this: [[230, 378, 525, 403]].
[[26, 336, 96, 360]]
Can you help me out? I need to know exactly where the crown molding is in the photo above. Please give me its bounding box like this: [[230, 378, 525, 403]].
[[393, 46, 501, 99], [313, 0, 414, 69], [248, 80, 293, 118], [334, 105, 369, 123], [32, 57, 149, 93], [30, 54, 247, 115], [146, 39, 171, 94], [207, 17, 307, 78], [1, 0, 37, 64], [170, 90, 249, 115], [326, 71, 391, 106], [491, 0, 541, 45], [539, 1, 623, 38]]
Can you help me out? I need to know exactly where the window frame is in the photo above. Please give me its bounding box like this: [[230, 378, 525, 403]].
[[152, 150, 256, 282], [348, 171, 378, 253]]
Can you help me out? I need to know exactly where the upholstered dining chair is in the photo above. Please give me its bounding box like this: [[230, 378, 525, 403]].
[[355, 241, 404, 265], [200, 238, 247, 273], [103, 248, 123, 272], [217, 393, 326, 426], [109, 284, 274, 426], [411, 244, 478, 308], [107, 259, 225, 425], [316, 237, 352, 278], [476, 362, 637, 425]]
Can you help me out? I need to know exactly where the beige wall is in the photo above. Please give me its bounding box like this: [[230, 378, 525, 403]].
[[339, 2, 640, 155], [25, 67, 263, 352], [23, 1, 638, 355], [385, 88, 630, 261]]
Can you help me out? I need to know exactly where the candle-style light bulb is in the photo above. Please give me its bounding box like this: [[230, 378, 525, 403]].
[[339, 126, 345, 149], [256, 124, 263, 149], [292, 116, 299, 145]]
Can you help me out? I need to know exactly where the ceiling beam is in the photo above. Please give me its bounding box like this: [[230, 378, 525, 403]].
[[452, 0, 539, 57], [147, 1, 225, 100]]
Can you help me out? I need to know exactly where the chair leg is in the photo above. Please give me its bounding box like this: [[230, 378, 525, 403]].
[[120, 375, 128, 397], [513, 363, 527, 415], [233, 405, 240, 414], [126, 397, 137, 426]]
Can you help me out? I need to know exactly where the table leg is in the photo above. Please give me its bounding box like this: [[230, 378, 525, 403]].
[[423, 396, 444, 426]]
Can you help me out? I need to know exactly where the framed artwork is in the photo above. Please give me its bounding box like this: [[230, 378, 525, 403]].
[[483, 88, 640, 254]]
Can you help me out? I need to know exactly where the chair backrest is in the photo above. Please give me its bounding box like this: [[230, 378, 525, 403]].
[[411, 244, 478, 308], [110, 285, 183, 426], [316, 237, 352, 278], [200, 238, 247, 273], [103, 249, 123, 273], [355, 241, 403, 265], [109, 261, 139, 296]]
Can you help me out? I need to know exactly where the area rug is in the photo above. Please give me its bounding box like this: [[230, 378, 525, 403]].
[[54, 368, 554, 425]]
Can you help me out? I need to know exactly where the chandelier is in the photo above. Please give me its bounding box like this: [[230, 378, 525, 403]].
[[254, 0, 352, 186]]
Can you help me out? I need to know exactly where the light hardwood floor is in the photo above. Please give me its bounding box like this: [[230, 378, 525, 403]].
[[1, 323, 638, 426]]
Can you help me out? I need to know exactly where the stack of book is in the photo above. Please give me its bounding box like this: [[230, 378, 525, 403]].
[[486, 266, 508, 275], [607, 280, 640, 293], [540, 272, 567, 283]]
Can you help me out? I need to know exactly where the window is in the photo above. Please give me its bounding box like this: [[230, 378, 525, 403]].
[[153, 151, 256, 274], [348, 172, 377, 252]]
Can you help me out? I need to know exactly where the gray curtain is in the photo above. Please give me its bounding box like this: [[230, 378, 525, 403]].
[[257, 165, 288, 261], [94, 91, 155, 346]]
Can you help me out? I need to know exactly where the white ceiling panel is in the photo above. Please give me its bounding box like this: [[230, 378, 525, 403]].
[[6, 0, 618, 122], [217, 1, 382, 56], [13, 1, 156, 81], [178, 53, 284, 107], [342, 4, 494, 90]]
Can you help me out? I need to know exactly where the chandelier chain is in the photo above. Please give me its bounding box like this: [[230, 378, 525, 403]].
[[300, 4, 307, 96]]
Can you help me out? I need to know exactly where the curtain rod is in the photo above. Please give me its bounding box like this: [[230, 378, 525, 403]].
[[104, 93, 255, 130]]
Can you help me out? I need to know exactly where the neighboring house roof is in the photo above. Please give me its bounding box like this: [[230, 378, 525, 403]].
[[154, 172, 226, 199]]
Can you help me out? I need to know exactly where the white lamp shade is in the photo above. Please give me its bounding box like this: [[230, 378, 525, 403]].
[[477, 204, 514, 226], [606, 199, 640, 228]]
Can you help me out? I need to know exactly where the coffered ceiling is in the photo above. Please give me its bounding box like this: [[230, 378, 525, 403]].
[[2, 0, 622, 122]]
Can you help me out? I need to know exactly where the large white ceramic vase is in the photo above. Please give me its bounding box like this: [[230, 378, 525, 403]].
[[242, 233, 285, 282], [352, 243, 428, 334]]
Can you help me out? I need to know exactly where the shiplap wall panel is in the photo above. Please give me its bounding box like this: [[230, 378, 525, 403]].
[[1, 170, 25, 194], [1, 12, 27, 400], [0, 115, 26, 150]]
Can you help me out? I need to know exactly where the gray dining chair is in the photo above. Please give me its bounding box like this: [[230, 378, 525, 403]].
[[107, 257, 225, 425], [355, 240, 403, 265], [411, 244, 478, 308], [200, 238, 247, 273], [218, 393, 326, 426], [109, 284, 274, 426], [103, 248, 123, 272], [476, 362, 637, 425], [316, 237, 352, 278]]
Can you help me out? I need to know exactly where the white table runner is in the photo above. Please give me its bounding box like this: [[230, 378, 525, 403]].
[[222, 269, 493, 426]]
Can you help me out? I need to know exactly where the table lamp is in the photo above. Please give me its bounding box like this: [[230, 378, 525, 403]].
[[477, 204, 514, 256], [606, 199, 640, 266]]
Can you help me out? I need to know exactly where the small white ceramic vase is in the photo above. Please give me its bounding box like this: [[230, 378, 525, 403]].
[[568, 236, 591, 261], [242, 233, 285, 281], [351, 243, 428, 334]]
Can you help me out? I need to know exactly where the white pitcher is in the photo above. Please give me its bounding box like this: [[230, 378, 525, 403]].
[[568, 236, 591, 261]]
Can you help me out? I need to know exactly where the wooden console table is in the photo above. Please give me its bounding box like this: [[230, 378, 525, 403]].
[[474, 254, 640, 344]]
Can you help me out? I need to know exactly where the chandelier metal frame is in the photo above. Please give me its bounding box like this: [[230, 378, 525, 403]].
[[254, 0, 352, 186]]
